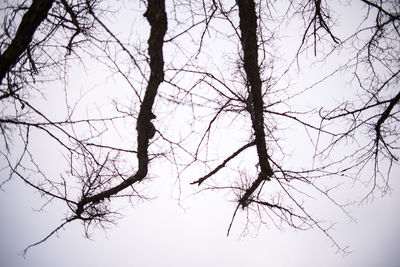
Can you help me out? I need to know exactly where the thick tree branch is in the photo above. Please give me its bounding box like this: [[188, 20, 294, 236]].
[[237, 0, 273, 207], [360, 0, 400, 20], [75, 0, 167, 217], [0, 0, 55, 85], [375, 89, 400, 142]]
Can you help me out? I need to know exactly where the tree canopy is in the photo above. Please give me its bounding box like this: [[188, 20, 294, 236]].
[[0, 0, 399, 255]]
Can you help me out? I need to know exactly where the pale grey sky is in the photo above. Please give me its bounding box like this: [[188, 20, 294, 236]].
[[1, 170, 400, 267], [1, 1, 399, 267]]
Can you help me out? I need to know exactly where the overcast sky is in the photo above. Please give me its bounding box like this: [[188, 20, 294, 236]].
[[1, 167, 400, 267], [1, 1, 400, 267]]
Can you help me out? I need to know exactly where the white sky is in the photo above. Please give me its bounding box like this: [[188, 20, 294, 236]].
[[1, 170, 400, 267], [1, 1, 400, 266]]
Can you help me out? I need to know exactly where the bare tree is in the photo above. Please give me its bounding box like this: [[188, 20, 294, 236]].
[[0, 0, 398, 256]]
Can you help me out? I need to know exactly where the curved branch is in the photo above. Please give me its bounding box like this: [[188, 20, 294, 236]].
[[21, 215, 78, 256], [236, 0, 273, 207], [76, 0, 167, 217]]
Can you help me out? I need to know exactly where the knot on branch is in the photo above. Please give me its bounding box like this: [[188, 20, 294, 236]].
[[258, 170, 272, 181], [136, 112, 156, 140], [75, 200, 85, 218]]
